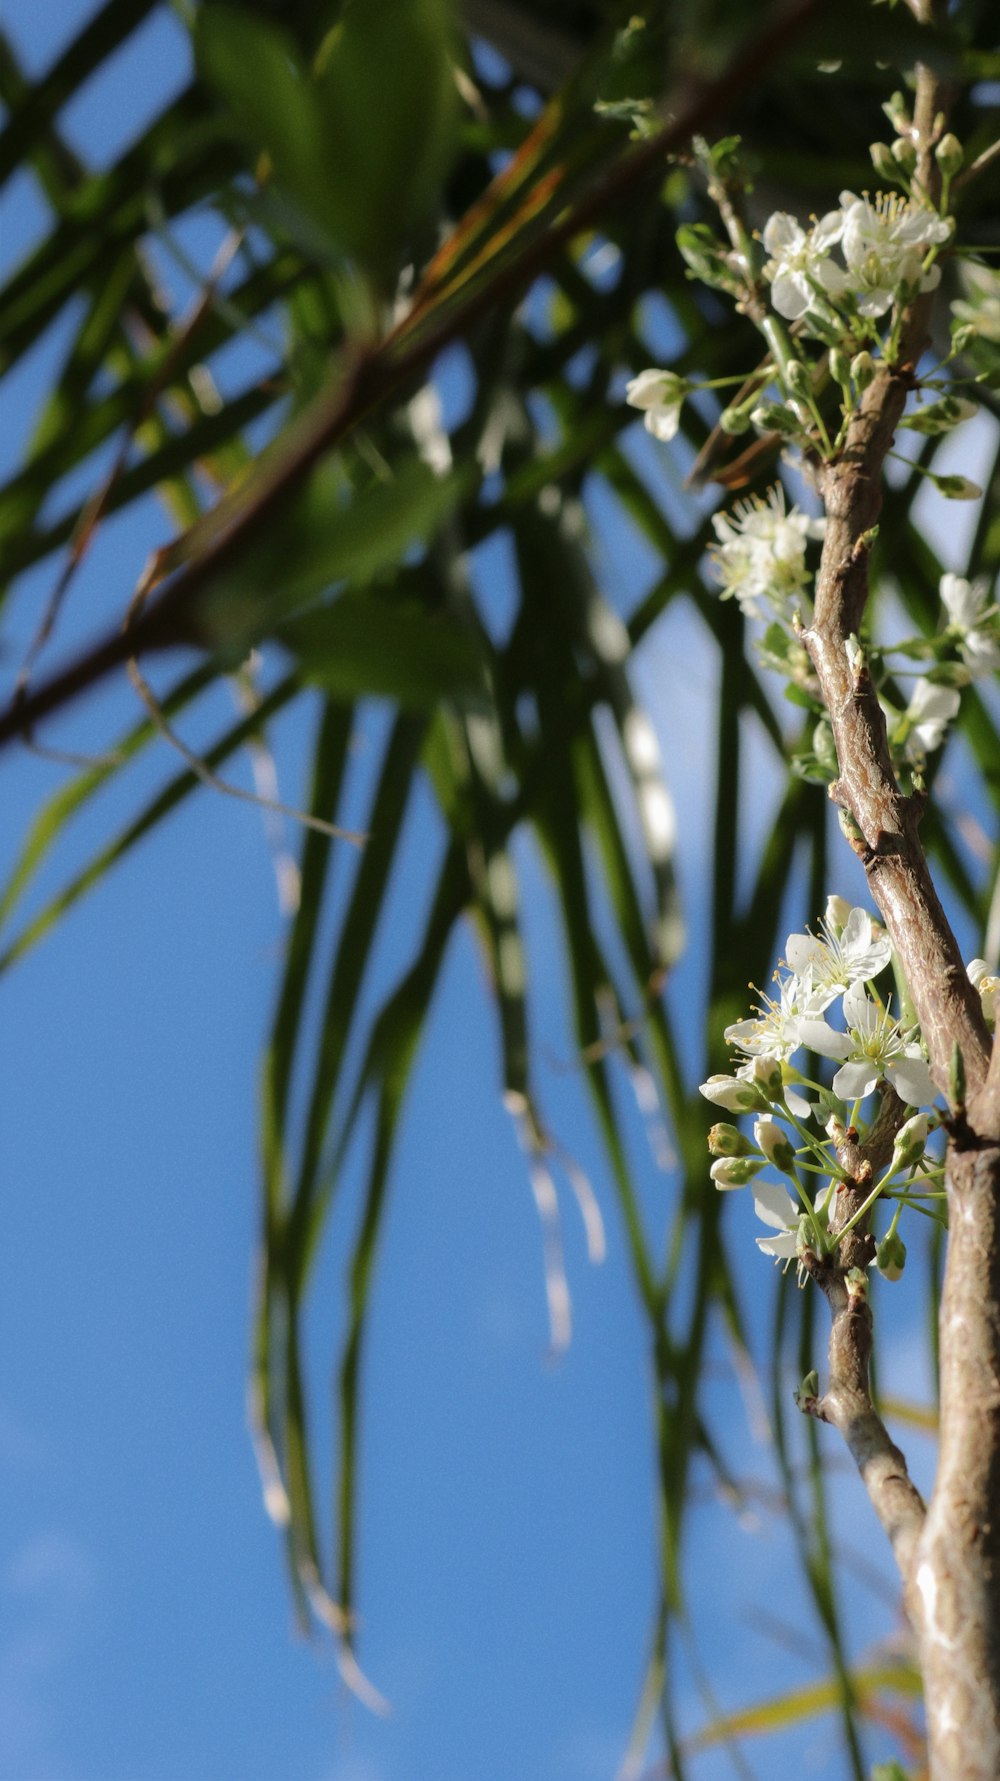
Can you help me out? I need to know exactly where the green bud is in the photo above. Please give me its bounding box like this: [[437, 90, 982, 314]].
[[710, 1155, 765, 1189], [829, 346, 851, 388], [869, 142, 898, 182], [891, 138, 917, 175], [889, 1112, 929, 1175], [930, 473, 982, 500], [837, 805, 865, 847], [850, 350, 876, 391], [898, 395, 978, 436], [950, 322, 976, 354], [720, 403, 752, 435], [784, 359, 812, 399], [750, 400, 801, 437], [882, 91, 910, 134], [794, 1369, 819, 1409], [935, 133, 963, 178], [875, 1230, 907, 1281], [708, 1122, 754, 1157], [813, 717, 839, 775]]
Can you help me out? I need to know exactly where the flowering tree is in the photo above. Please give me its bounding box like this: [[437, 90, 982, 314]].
[[627, 101, 1000, 1774], [2, 0, 1000, 1774]]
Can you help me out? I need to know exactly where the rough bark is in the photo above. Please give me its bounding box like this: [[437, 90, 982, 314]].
[[915, 1140, 1000, 1777], [797, 43, 1000, 1777]]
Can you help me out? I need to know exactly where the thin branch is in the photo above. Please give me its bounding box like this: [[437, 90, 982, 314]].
[[122, 578, 366, 849]]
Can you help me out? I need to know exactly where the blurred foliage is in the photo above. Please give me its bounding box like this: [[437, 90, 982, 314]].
[[2, 0, 999, 1771]]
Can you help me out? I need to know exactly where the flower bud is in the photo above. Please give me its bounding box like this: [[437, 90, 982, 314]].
[[850, 350, 876, 391], [889, 1112, 929, 1175], [813, 717, 838, 776], [935, 133, 963, 178], [869, 142, 897, 182], [754, 1118, 795, 1173], [720, 404, 752, 435], [968, 959, 999, 1024], [749, 401, 802, 438], [708, 1123, 754, 1157], [824, 894, 852, 936], [699, 1074, 762, 1112], [710, 1156, 765, 1189], [875, 1230, 907, 1281], [882, 91, 910, 134], [932, 474, 982, 501], [950, 323, 976, 354], [784, 359, 811, 399], [748, 1055, 784, 1101], [891, 138, 916, 175], [829, 347, 851, 388]]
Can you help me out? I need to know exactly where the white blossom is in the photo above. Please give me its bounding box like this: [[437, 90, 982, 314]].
[[800, 982, 936, 1106], [725, 970, 829, 1062], [839, 190, 952, 318], [762, 209, 848, 320], [710, 484, 824, 621], [784, 905, 891, 1008], [625, 368, 687, 441], [968, 958, 999, 1023], [902, 677, 961, 763], [940, 572, 1000, 677], [752, 1180, 802, 1259]]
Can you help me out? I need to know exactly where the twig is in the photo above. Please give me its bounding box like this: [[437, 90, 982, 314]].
[[122, 576, 366, 849]]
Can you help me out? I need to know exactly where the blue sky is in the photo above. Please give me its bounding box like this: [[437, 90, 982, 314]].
[[2, 4, 984, 1778]]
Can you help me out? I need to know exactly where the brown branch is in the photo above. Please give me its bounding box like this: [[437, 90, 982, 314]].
[[0, 0, 825, 753], [794, 38, 1000, 1778], [800, 96, 991, 1101], [801, 1253, 926, 1597], [799, 1095, 927, 1598]]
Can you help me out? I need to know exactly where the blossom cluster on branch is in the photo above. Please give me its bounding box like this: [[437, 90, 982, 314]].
[[699, 902, 996, 1282]]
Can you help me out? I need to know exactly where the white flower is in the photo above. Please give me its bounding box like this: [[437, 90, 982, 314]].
[[625, 368, 687, 441], [800, 982, 937, 1106], [762, 209, 848, 321], [940, 572, 1000, 677], [902, 677, 961, 762], [752, 1179, 802, 1259], [839, 190, 952, 318], [710, 484, 824, 621], [784, 905, 891, 1009], [725, 970, 829, 1063], [968, 958, 999, 1023]]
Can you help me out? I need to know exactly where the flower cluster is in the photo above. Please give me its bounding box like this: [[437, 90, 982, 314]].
[[763, 191, 951, 323], [696, 484, 998, 785], [708, 485, 824, 622], [699, 898, 948, 1277]]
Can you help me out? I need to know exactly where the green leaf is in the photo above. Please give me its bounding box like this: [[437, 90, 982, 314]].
[[280, 591, 488, 708], [313, 0, 457, 279], [196, 456, 472, 652], [197, 0, 457, 282]]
